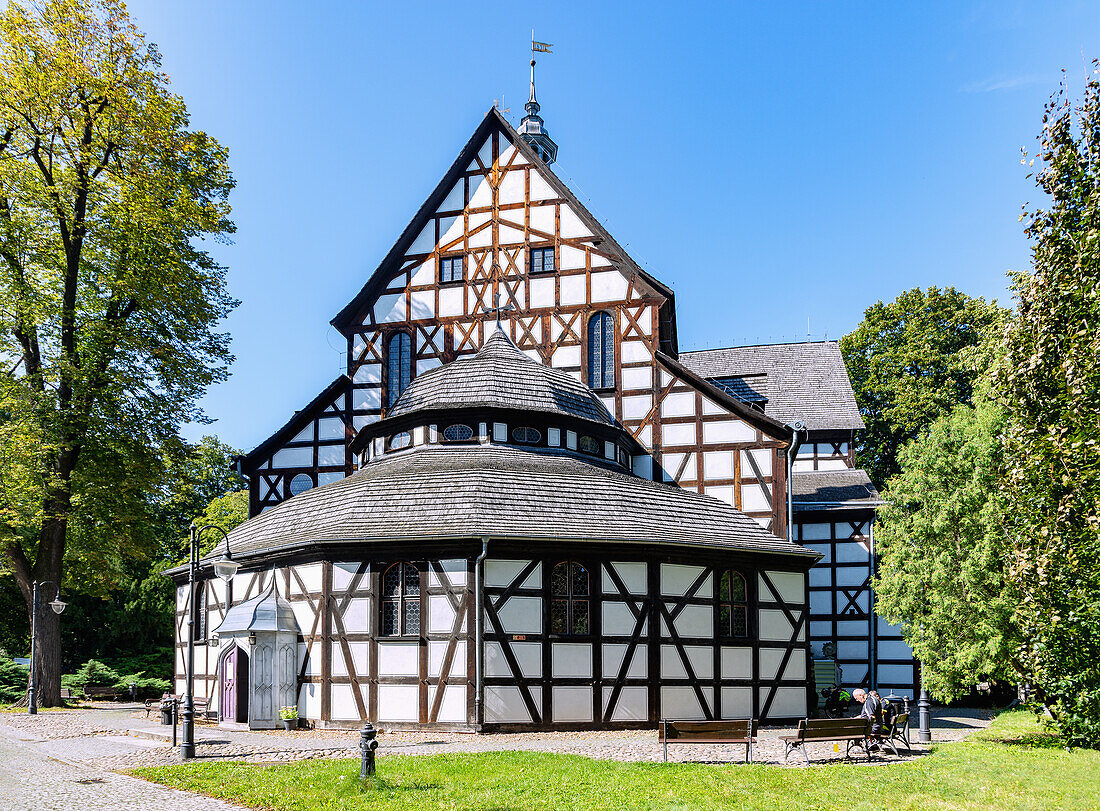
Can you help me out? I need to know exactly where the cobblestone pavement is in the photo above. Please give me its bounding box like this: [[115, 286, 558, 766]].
[[0, 718, 243, 810], [0, 704, 994, 775]]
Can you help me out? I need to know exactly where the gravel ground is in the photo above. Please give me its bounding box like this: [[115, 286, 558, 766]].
[[0, 705, 994, 771]]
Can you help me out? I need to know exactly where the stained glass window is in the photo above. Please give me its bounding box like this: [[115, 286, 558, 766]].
[[530, 246, 555, 274], [512, 426, 541, 444], [386, 332, 412, 407], [550, 561, 589, 636], [440, 254, 464, 284], [380, 562, 420, 636], [443, 424, 474, 442], [718, 570, 749, 638], [587, 311, 615, 389]]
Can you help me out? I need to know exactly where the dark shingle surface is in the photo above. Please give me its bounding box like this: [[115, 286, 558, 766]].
[[792, 469, 881, 507], [388, 328, 616, 426], [211, 445, 816, 560], [679, 341, 864, 431]]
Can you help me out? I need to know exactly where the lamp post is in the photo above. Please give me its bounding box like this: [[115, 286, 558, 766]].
[[27, 580, 67, 715], [181, 523, 239, 761], [917, 639, 932, 743]]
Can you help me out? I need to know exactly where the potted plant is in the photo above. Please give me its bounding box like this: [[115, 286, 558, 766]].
[[279, 705, 299, 731]]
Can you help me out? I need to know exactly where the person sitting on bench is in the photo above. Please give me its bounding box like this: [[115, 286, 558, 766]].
[[852, 689, 882, 736]]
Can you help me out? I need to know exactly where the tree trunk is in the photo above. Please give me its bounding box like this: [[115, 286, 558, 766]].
[[30, 602, 63, 707]]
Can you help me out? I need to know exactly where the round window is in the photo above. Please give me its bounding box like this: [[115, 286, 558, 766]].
[[443, 424, 474, 442], [289, 474, 314, 496], [578, 436, 601, 455], [389, 432, 411, 450], [512, 426, 542, 444]]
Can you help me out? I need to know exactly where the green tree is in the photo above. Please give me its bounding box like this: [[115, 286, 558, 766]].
[[998, 68, 1100, 748], [0, 0, 235, 705], [840, 287, 1007, 486], [874, 391, 1022, 701]]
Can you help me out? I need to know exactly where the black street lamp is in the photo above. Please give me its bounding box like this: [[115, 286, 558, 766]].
[[27, 580, 67, 715], [181, 523, 239, 761]]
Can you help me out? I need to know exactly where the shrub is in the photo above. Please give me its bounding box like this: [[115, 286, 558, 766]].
[[0, 655, 28, 703]]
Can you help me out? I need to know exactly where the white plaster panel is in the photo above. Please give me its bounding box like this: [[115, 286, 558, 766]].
[[686, 645, 714, 680], [838, 620, 869, 637], [674, 604, 713, 638], [295, 564, 323, 594], [758, 609, 794, 641], [409, 222, 434, 254], [552, 687, 593, 722], [354, 387, 382, 412], [428, 640, 466, 678], [604, 561, 647, 595], [485, 559, 529, 588], [552, 644, 592, 679], [878, 664, 915, 685], [784, 649, 807, 681], [519, 563, 542, 590], [759, 648, 784, 680], [605, 686, 648, 722], [272, 447, 312, 468], [879, 639, 914, 659], [410, 289, 435, 320], [817, 459, 849, 471], [800, 523, 832, 541], [559, 274, 586, 306], [553, 344, 581, 368], [496, 596, 542, 634], [298, 681, 320, 719], [721, 647, 752, 679], [791, 460, 815, 473], [529, 169, 555, 200], [491, 640, 541, 679], [703, 420, 756, 444], [836, 541, 871, 563], [428, 559, 468, 588], [741, 484, 770, 513], [762, 571, 805, 605], [484, 685, 541, 723], [428, 595, 456, 634], [700, 396, 726, 416], [377, 641, 419, 676], [809, 591, 832, 615], [559, 245, 586, 271], [661, 422, 696, 446], [377, 684, 419, 722], [720, 687, 753, 719], [836, 566, 870, 587], [703, 451, 734, 478], [330, 641, 369, 679], [529, 203, 555, 234], [558, 205, 592, 238], [660, 391, 695, 418], [621, 366, 652, 390], [428, 684, 468, 723], [621, 395, 652, 421], [660, 645, 688, 679], [469, 173, 493, 208], [705, 486, 734, 505], [762, 687, 806, 719], [838, 641, 869, 661], [632, 454, 653, 478], [661, 686, 709, 720], [602, 644, 647, 679], [317, 445, 344, 467], [602, 601, 642, 635], [440, 180, 464, 211], [498, 170, 525, 204], [742, 448, 773, 477], [808, 567, 831, 588], [290, 601, 316, 637], [438, 286, 464, 317], [498, 223, 525, 244], [661, 564, 710, 597], [530, 276, 555, 308], [373, 293, 406, 324], [621, 340, 653, 365], [340, 597, 370, 634], [590, 270, 628, 302]]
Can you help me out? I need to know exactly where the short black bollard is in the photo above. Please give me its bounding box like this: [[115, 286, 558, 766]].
[[359, 722, 378, 779]]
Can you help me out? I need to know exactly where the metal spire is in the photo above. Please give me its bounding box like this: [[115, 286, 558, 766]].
[[518, 33, 558, 164]]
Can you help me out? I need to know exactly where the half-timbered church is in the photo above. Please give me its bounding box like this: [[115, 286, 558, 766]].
[[170, 65, 916, 731]]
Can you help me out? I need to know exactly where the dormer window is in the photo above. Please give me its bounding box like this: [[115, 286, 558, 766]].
[[530, 246, 555, 274], [440, 254, 464, 284]]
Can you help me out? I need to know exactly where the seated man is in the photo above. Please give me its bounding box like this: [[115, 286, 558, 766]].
[[852, 688, 882, 737]]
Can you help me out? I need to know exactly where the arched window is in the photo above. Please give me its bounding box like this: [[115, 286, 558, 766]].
[[587, 311, 615, 389], [718, 570, 749, 638], [381, 562, 420, 636], [386, 332, 412, 407], [550, 561, 589, 635]]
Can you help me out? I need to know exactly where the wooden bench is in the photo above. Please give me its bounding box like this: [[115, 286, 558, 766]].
[[85, 686, 124, 700], [873, 710, 911, 756], [660, 719, 758, 763], [59, 687, 73, 701], [780, 718, 872, 765]]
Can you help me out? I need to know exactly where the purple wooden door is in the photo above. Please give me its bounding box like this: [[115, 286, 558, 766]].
[[222, 646, 237, 722]]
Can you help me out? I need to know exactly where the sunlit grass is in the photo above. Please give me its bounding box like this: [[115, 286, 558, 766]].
[[132, 710, 1099, 810]]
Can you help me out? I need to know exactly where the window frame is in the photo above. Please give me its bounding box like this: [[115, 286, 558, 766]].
[[549, 560, 591, 637], [586, 311, 616, 391], [379, 561, 422, 638], [529, 245, 556, 275], [717, 569, 751, 640], [385, 331, 413, 409], [439, 253, 465, 285]]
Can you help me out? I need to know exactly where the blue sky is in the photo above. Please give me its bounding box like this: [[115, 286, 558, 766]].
[[124, 1, 1100, 451]]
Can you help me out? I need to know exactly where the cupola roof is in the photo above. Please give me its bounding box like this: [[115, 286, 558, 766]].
[[383, 327, 616, 428]]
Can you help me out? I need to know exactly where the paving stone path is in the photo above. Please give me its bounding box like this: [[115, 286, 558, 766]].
[[0, 704, 994, 782]]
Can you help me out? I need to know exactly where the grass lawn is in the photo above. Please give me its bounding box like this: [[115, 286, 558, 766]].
[[132, 710, 1099, 811]]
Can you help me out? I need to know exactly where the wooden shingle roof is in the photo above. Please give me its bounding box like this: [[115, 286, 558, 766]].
[[679, 341, 864, 431], [208, 445, 818, 561], [792, 469, 881, 509]]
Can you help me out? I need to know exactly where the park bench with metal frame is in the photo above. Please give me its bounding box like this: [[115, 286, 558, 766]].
[[872, 711, 911, 756], [780, 717, 872, 765], [659, 719, 758, 763]]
